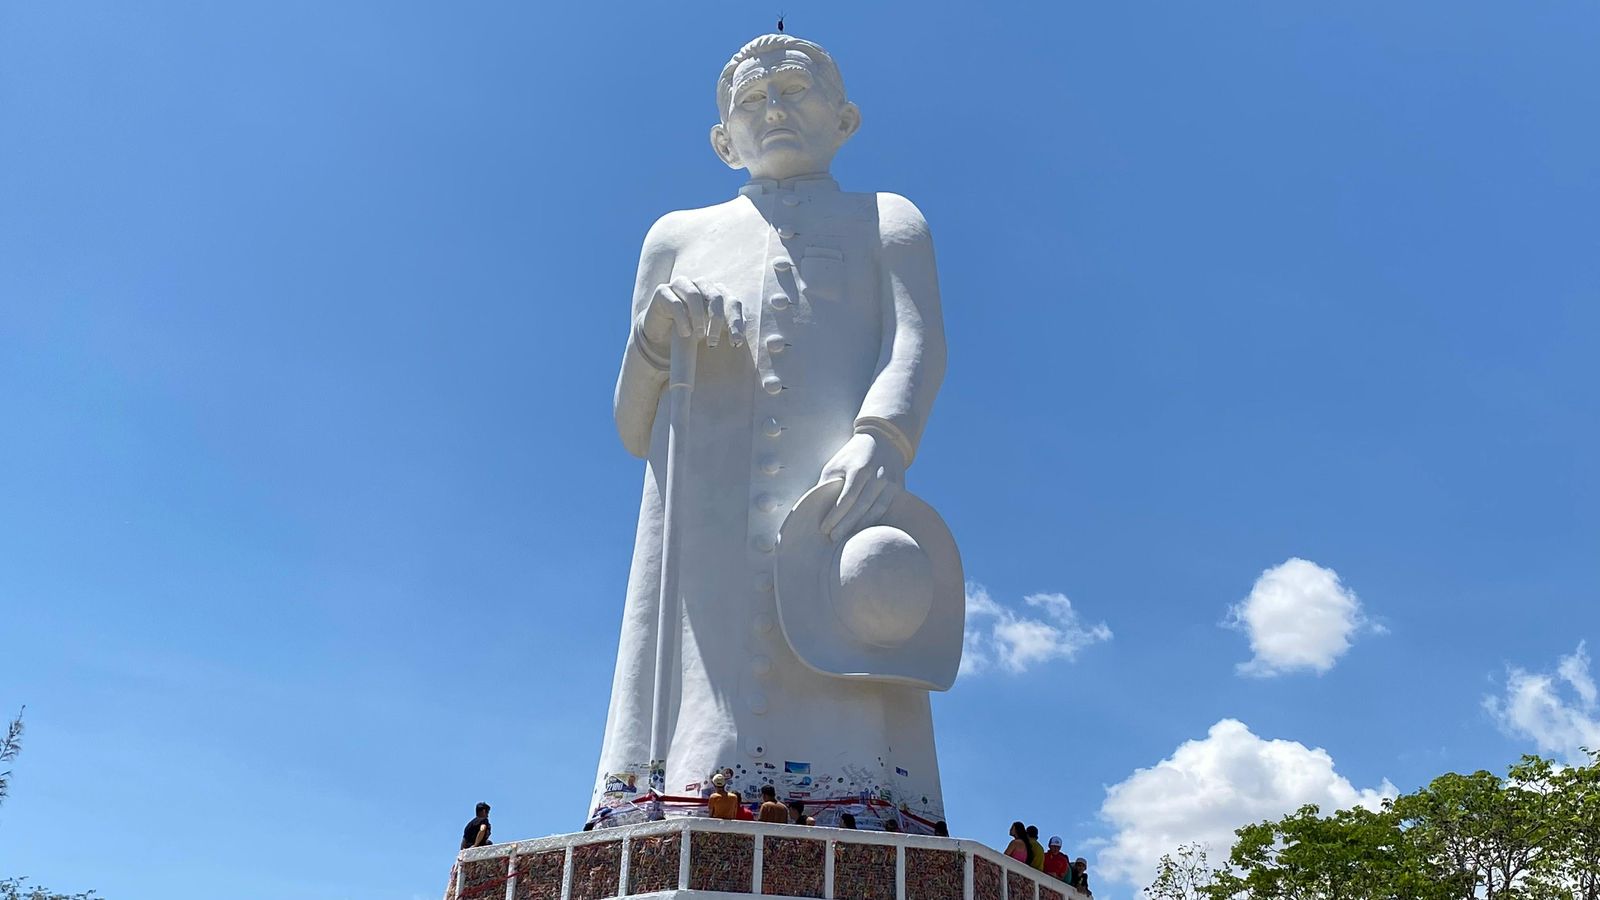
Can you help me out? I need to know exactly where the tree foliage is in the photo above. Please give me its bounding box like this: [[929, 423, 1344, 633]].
[[1528, 752, 1600, 900], [0, 878, 97, 900], [1144, 751, 1600, 900], [1389, 758, 1559, 898], [0, 707, 22, 807], [1147, 843, 1219, 900], [1206, 803, 1462, 900], [1, 709, 103, 898]]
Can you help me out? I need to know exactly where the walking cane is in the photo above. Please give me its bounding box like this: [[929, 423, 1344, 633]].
[[647, 326, 696, 803]]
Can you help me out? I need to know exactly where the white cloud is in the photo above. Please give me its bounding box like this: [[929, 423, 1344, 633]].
[[1558, 644, 1598, 707], [1097, 719, 1397, 890], [960, 582, 1111, 677], [1226, 558, 1378, 677], [1486, 641, 1600, 765]]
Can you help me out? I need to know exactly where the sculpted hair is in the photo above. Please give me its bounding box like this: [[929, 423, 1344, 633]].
[[717, 34, 847, 120]]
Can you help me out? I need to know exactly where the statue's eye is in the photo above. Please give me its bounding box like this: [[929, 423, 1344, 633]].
[[781, 84, 806, 97], [741, 91, 766, 106]]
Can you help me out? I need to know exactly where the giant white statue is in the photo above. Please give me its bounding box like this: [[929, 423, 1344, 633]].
[[592, 33, 963, 829]]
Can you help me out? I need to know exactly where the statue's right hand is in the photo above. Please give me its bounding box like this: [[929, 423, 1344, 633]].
[[640, 276, 746, 351]]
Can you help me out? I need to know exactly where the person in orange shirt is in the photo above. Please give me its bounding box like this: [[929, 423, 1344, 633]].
[[1042, 837, 1071, 881], [707, 773, 741, 820], [758, 785, 789, 823]]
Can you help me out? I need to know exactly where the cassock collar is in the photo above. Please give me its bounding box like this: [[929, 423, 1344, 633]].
[[738, 173, 840, 198]]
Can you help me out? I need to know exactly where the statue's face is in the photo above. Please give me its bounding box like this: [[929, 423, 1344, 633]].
[[713, 50, 859, 180]]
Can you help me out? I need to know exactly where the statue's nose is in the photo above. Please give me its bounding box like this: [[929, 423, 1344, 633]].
[[765, 96, 787, 123]]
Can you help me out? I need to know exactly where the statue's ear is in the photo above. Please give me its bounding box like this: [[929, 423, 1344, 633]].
[[836, 102, 862, 145], [710, 123, 742, 169]]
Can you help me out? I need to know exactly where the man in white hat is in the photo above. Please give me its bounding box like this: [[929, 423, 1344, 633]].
[[594, 32, 957, 826], [1044, 836, 1072, 881], [707, 772, 741, 820]]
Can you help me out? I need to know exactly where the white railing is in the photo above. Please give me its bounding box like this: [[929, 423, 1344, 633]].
[[452, 817, 1088, 900]]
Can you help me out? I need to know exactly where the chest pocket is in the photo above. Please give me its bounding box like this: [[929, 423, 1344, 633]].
[[799, 246, 846, 303]]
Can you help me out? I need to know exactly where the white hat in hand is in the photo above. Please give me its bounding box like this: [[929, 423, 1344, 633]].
[[774, 479, 964, 690]]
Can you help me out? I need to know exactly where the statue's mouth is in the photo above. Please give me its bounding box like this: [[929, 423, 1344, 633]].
[[762, 128, 798, 142]]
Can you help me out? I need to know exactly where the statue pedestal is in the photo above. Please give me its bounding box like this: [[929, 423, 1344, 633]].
[[448, 819, 1087, 900]]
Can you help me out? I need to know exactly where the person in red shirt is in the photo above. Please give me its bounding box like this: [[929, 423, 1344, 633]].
[[1042, 836, 1071, 881]]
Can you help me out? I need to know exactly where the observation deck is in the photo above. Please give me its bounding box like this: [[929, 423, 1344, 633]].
[[447, 817, 1089, 900]]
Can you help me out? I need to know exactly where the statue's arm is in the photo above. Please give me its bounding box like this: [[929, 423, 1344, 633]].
[[855, 193, 948, 467], [613, 213, 681, 458]]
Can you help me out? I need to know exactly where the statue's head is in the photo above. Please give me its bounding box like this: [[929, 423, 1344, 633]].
[[711, 34, 861, 180]]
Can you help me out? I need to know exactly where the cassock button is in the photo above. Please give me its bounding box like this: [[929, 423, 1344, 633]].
[[752, 533, 775, 553], [777, 226, 796, 238], [749, 692, 768, 715], [752, 655, 772, 676], [773, 258, 793, 271], [765, 333, 787, 354], [755, 493, 780, 513], [746, 737, 766, 757], [753, 613, 774, 633], [781, 195, 800, 207], [755, 571, 775, 592], [762, 374, 783, 394], [762, 416, 782, 437], [769, 293, 790, 310], [758, 454, 781, 475]]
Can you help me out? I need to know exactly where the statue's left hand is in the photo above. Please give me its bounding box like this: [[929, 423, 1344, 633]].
[[817, 432, 906, 541]]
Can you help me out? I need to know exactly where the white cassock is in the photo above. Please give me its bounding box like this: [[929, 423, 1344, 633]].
[[593, 173, 949, 822]]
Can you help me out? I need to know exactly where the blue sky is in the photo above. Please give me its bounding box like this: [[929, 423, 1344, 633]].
[[2, 1, 1596, 897]]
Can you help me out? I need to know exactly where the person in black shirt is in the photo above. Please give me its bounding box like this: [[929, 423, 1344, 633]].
[[461, 802, 492, 850]]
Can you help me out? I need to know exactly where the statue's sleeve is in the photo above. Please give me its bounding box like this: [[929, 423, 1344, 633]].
[[614, 215, 679, 458], [855, 193, 947, 466]]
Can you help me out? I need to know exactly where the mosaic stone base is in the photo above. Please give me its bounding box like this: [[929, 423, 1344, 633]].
[[514, 850, 567, 900], [450, 825, 1089, 900], [1007, 871, 1034, 900], [905, 848, 963, 900], [570, 840, 624, 900], [629, 833, 683, 895], [833, 842, 897, 900], [689, 830, 755, 893], [973, 858, 1002, 900], [762, 835, 826, 897], [459, 856, 510, 900]]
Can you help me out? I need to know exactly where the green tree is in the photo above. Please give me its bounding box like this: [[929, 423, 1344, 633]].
[[1528, 750, 1600, 900], [1394, 758, 1559, 899], [0, 877, 97, 900], [1, 709, 103, 899], [1146, 843, 1217, 900], [1155, 752, 1600, 900], [1202, 803, 1460, 900], [0, 707, 22, 807]]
